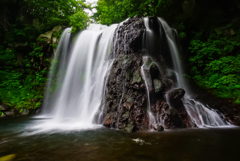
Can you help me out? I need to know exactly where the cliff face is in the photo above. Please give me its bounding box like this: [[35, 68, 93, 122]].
[[103, 16, 149, 132], [103, 16, 192, 132]]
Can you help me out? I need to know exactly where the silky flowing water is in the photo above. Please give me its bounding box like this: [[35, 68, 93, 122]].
[[0, 117, 240, 161], [142, 17, 231, 128]]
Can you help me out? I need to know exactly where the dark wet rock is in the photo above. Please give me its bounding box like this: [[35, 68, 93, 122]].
[[104, 17, 193, 132], [103, 16, 149, 132], [104, 53, 149, 131], [168, 88, 185, 105], [131, 70, 142, 84], [122, 111, 130, 121], [0, 104, 10, 111], [0, 105, 5, 111], [20, 109, 29, 116], [29, 108, 41, 115], [156, 125, 164, 132], [112, 15, 145, 56], [5, 109, 14, 117], [123, 97, 133, 110], [153, 79, 165, 94], [165, 69, 178, 85], [150, 63, 161, 80], [124, 121, 135, 133], [162, 79, 174, 91]]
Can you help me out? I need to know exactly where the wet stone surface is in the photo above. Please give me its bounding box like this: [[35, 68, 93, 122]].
[[104, 16, 192, 132]]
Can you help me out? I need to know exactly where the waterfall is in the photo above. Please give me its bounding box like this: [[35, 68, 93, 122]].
[[42, 28, 72, 114], [143, 17, 231, 128], [37, 17, 233, 132], [40, 24, 118, 130]]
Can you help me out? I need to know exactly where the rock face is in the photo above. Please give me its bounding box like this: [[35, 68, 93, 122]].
[[103, 16, 149, 132], [168, 88, 185, 107], [37, 25, 65, 54], [104, 53, 149, 132], [103, 16, 192, 132]]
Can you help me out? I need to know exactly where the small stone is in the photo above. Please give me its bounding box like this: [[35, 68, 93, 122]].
[[156, 126, 164, 132]]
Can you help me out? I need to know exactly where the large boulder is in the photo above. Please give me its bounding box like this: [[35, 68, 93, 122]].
[[168, 88, 185, 106]]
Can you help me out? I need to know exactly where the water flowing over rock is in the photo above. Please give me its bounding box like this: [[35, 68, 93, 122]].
[[40, 16, 237, 132], [104, 16, 234, 131]]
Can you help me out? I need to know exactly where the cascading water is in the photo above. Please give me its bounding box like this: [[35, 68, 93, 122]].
[[143, 17, 232, 128], [37, 24, 118, 130], [42, 28, 72, 114], [141, 57, 157, 127]]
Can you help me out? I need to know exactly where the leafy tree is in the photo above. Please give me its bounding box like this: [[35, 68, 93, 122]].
[[93, 0, 176, 25]]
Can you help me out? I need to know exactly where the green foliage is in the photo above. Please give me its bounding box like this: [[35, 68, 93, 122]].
[[0, 43, 46, 109], [26, 0, 90, 29], [93, 0, 177, 25], [0, 46, 15, 61], [178, 23, 186, 39], [53, 30, 63, 40], [189, 30, 240, 104], [29, 43, 44, 57], [0, 0, 91, 112], [0, 0, 90, 44], [69, 9, 90, 32]]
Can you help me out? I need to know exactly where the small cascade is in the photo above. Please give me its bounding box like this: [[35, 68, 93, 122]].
[[41, 24, 118, 129], [141, 56, 157, 128], [142, 17, 231, 128], [183, 95, 229, 127]]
